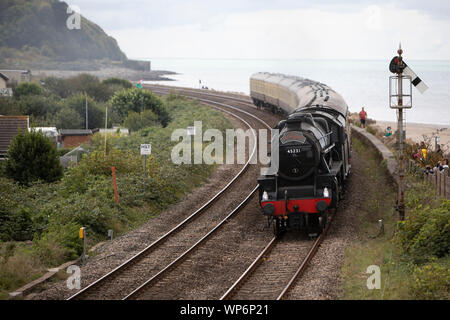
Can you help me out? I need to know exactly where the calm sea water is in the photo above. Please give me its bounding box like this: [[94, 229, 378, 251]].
[[145, 59, 450, 125]]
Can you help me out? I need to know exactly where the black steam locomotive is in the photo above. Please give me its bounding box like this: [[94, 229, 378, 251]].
[[250, 73, 351, 235]]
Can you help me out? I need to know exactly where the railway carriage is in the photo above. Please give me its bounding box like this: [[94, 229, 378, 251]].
[[251, 72, 351, 235]]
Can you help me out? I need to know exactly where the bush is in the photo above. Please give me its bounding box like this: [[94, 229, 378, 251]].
[[366, 125, 379, 136], [0, 206, 34, 242], [102, 78, 132, 89], [109, 88, 170, 126], [34, 221, 83, 265], [411, 259, 450, 300], [76, 149, 141, 176], [399, 198, 450, 263], [5, 129, 63, 185], [123, 109, 159, 132], [14, 82, 43, 98]]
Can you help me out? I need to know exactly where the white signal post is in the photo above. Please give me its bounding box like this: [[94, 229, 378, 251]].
[[141, 144, 152, 193]]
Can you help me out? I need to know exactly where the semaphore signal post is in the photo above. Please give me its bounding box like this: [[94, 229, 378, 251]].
[[389, 44, 428, 221]]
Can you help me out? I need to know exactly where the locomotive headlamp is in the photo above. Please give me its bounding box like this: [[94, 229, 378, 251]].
[[316, 200, 328, 212], [262, 191, 269, 201], [323, 187, 329, 198], [263, 203, 275, 215]]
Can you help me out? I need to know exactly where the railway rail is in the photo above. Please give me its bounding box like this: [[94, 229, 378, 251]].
[[221, 210, 335, 300], [68, 86, 335, 300], [68, 89, 271, 300]]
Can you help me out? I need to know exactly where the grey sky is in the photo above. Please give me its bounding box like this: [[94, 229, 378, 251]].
[[64, 0, 450, 59]]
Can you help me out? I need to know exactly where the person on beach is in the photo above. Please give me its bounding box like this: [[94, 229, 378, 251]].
[[359, 107, 367, 128]]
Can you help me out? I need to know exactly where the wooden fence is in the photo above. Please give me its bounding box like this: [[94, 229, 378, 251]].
[[408, 160, 450, 199]]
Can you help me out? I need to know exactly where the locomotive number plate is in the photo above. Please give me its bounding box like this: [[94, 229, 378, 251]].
[[286, 148, 302, 154]]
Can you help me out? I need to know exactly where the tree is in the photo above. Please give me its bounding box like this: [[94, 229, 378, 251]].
[[5, 129, 63, 185], [64, 93, 105, 129], [14, 81, 43, 98], [41, 76, 71, 98], [109, 88, 170, 126], [124, 109, 159, 132], [55, 107, 84, 129]]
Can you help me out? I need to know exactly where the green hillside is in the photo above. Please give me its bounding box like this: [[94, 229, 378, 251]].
[[0, 0, 128, 69]]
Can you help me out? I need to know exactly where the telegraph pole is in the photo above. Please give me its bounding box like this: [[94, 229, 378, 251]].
[[85, 93, 89, 130], [104, 106, 108, 156]]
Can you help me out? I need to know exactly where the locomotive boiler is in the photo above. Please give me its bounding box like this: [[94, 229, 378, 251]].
[[251, 72, 351, 235]]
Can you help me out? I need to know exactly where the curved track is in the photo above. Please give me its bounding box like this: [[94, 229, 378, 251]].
[[69, 85, 335, 300], [68, 88, 272, 300]]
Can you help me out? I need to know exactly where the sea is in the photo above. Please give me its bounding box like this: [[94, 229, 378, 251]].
[[144, 59, 450, 126]]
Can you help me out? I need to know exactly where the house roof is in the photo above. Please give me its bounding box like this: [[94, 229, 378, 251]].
[[0, 72, 9, 81], [59, 129, 93, 136], [0, 116, 29, 157]]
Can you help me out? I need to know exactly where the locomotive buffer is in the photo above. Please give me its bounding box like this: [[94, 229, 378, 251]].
[[389, 45, 428, 220]]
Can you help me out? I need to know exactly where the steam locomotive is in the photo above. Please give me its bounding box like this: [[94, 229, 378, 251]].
[[251, 72, 351, 235]]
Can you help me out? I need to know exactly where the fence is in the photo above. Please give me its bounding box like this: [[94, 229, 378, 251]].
[[59, 146, 88, 168], [408, 160, 450, 199]]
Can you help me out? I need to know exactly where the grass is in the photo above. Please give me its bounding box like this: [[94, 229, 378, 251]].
[[339, 136, 407, 299], [339, 136, 449, 300], [0, 242, 47, 299]]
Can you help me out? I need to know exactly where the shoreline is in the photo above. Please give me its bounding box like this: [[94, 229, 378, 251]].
[[32, 68, 178, 82], [372, 120, 450, 147]]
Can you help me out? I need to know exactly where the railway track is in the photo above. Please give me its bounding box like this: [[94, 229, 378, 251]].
[[221, 210, 335, 300], [68, 89, 272, 300], [146, 86, 339, 300], [68, 86, 334, 300], [119, 87, 336, 300]]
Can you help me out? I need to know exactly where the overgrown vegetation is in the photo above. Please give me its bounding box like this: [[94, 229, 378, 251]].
[[0, 94, 232, 299], [340, 136, 449, 300]]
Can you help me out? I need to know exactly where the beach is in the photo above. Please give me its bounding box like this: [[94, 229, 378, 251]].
[[373, 120, 450, 148]]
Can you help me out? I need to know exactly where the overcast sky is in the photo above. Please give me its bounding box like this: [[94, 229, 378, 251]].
[[64, 0, 450, 60]]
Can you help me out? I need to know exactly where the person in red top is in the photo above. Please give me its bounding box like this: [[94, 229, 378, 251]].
[[359, 107, 367, 128]]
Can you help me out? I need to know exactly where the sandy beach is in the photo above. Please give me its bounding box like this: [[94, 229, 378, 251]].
[[373, 120, 450, 148]]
